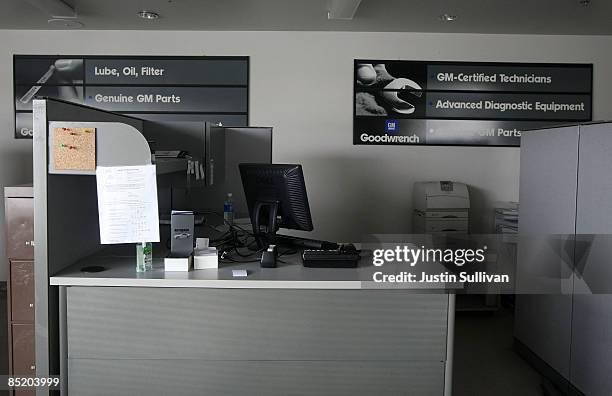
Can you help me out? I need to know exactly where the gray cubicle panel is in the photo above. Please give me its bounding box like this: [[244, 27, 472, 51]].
[[65, 287, 449, 396], [217, 126, 272, 217], [33, 99, 152, 391], [514, 125, 578, 384], [154, 124, 272, 219], [571, 123, 612, 396], [515, 121, 612, 396]]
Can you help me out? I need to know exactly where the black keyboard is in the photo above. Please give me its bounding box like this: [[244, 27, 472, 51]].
[[302, 244, 360, 268]]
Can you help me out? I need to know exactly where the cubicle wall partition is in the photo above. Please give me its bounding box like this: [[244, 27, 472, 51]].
[[515, 121, 612, 396], [33, 98, 153, 388], [32, 99, 272, 392], [148, 122, 272, 219]]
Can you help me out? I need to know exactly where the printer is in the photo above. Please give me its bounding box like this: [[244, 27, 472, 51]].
[[413, 181, 470, 234]]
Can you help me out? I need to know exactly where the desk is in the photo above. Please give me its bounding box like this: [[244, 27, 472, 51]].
[[51, 251, 455, 396]]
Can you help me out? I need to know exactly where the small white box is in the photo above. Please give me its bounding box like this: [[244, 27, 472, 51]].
[[194, 247, 218, 270], [232, 269, 248, 277], [164, 255, 193, 272]]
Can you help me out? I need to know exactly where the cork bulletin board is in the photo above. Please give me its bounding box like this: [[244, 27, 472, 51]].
[[52, 127, 96, 171]]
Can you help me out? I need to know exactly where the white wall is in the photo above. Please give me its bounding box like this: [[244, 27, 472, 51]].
[[1, 30, 612, 280]]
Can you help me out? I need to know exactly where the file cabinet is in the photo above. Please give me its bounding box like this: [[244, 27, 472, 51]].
[[5, 186, 35, 396]]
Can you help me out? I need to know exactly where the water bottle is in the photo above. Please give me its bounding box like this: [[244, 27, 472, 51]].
[[223, 193, 234, 225]]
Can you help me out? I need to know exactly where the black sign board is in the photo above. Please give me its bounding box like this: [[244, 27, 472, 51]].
[[13, 55, 249, 139], [354, 60, 593, 146]]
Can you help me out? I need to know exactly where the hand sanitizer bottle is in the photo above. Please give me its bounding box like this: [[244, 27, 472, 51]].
[[223, 193, 234, 225], [136, 242, 153, 272]]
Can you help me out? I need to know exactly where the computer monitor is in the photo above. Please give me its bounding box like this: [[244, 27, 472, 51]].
[[239, 163, 313, 245]]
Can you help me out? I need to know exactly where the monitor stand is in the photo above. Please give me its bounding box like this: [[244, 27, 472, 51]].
[[251, 200, 279, 248]]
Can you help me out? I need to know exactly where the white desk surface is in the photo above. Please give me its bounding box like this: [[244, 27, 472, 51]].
[[50, 250, 461, 291]]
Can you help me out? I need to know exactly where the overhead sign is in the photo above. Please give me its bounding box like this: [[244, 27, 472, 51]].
[[354, 60, 593, 146], [13, 55, 249, 139]]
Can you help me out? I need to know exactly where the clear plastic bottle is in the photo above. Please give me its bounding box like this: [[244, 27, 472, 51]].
[[223, 193, 234, 225], [136, 242, 153, 272]]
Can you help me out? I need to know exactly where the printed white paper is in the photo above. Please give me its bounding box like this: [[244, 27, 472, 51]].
[[96, 165, 160, 244]]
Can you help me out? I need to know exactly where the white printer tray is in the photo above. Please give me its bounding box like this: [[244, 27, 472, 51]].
[[424, 218, 468, 233], [421, 210, 468, 219]]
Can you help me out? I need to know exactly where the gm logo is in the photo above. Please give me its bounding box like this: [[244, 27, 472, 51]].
[[385, 120, 398, 133], [20, 127, 33, 137]]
